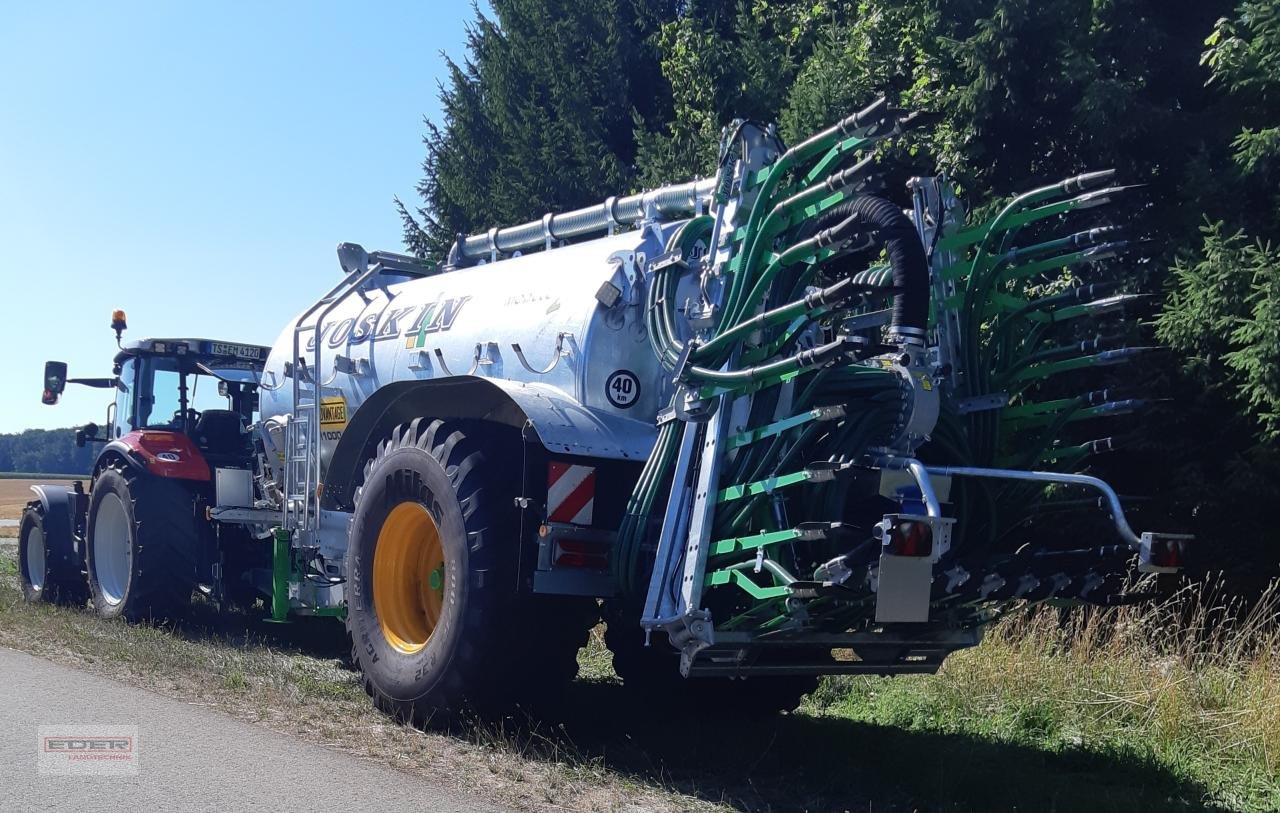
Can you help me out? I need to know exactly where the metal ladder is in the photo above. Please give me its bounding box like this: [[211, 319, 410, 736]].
[[282, 264, 386, 533]]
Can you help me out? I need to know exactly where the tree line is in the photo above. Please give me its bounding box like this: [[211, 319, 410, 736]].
[[0, 428, 94, 476], [398, 0, 1279, 590]]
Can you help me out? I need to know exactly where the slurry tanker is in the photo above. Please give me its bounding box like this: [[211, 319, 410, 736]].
[[22, 99, 1190, 719]]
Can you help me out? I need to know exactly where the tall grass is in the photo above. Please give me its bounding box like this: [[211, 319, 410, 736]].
[[806, 580, 1280, 811]]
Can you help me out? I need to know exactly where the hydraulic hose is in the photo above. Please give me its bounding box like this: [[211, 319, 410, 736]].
[[697, 275, 880, 360], [812, 195, 929, 340], [684, 337, 850, 386]]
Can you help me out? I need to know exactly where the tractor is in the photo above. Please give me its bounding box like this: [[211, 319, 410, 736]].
[[20, 314, 271, 619]]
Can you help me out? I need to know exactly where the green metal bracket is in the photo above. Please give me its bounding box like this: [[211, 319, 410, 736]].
[[1001, 396, 1079, 420], [725, 406, 844, 450], [997, 249, 1092, 284], [802, 134, 870, 185], [1007, 354, 1098, 384], [716, 468, 814, 503], [706, 568, 792, 599], [308, 606, 347, 618], [709, 527, 803, 556], [265, 527, 348, 622], [268, 528, 291, 624], [938, 197, 1085, 254]]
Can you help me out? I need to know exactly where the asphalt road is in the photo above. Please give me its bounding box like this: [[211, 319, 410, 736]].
[[0, 648, 504, 812]]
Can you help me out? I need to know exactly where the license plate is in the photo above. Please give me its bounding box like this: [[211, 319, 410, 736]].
[[209, 342, 262, 360]]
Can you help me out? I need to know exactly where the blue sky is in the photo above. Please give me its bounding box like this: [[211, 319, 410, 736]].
[[0, 1, 477, 432]]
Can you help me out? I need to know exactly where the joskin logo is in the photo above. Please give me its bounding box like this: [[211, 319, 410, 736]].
[[306, 296, 471, 351]]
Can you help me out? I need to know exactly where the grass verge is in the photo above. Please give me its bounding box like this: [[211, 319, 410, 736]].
[[802, 588, 1280, 812], [0, 546, 1274, 811]]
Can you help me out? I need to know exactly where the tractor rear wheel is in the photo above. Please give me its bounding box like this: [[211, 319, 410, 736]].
[[85, 463, 199, 621], [18, 502, 87, 606], [346, 419, 589, 723]]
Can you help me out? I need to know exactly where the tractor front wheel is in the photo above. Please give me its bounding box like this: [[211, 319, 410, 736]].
[[18, 502, 87, 606]]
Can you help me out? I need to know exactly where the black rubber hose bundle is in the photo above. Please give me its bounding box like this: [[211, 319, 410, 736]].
[[814, 195, 929, 337]]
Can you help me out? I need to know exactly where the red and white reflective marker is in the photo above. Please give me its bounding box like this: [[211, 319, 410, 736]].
[[547, 462, 595, 525]]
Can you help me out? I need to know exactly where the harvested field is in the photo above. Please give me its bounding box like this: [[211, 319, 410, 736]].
[[0, 478, 74, 535]]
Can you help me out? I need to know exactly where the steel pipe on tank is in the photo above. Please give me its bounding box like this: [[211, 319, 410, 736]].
[[454, 177, 716, 262]]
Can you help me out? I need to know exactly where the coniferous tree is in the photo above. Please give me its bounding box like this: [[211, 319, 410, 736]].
[[398, 0, 677, 261]]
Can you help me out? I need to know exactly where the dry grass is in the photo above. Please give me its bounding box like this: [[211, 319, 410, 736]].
[[0, 543, 1274, 811], [805, 582, 1280, 811]]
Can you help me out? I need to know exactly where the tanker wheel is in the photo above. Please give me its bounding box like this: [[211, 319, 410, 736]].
[[18, 502, 88, 606], [346, 419, 591, 723], [85, 463, 199, 622], [602, 601, 817, 715]]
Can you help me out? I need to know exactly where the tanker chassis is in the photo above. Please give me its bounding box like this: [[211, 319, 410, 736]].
[[21, 100, 1190, 720]]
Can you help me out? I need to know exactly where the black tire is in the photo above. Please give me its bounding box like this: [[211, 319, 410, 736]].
[[85, 463, 199, 621], [18, 502, 88, 606], [347, 419, 591, 723], [602, 601, 817, 715]]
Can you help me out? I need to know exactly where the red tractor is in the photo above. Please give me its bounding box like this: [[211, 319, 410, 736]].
[[20, 311, 271, 620]]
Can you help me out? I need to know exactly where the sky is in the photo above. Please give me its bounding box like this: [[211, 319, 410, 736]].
[[0, 1, 478, 433]]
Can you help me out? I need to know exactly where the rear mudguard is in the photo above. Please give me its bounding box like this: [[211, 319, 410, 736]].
[[320, 376, 653, 511], [26, 483, 84, 574]]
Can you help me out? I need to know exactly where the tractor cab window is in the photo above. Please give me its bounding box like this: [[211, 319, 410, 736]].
[[141, 366, 183, 428], [135, 356, 231, 430], [113, 357, 137, 437], [188, 370, 230, 414]]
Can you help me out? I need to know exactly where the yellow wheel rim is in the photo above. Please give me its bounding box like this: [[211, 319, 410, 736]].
[[373, 502, 446, 654]]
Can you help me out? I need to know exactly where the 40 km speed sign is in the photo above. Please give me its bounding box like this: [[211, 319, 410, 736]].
[[605, 370, 640, 409]]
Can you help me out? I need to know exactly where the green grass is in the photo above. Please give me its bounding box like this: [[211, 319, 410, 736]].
[[0, 545, 1274, 811]]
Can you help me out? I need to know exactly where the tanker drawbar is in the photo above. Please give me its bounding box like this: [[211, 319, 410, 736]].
[[23, 98, 1190, 719]]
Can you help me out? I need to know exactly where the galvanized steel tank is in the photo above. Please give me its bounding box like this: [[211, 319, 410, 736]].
[[258, 222, 695, 472]]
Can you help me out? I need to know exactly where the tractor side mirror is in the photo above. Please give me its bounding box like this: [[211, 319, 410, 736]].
[[75, 422, 102, 448], [42, 361, 67, 405]]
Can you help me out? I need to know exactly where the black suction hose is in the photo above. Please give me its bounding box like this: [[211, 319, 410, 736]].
[[814, 195, 929, 339]]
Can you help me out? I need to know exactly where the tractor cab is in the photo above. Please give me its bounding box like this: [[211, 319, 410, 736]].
[[104, 338, 269, 467], [24, 313, 275, 619], [41, 313, 270, 474]]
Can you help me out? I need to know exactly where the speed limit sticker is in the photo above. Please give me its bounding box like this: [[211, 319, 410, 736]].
[[605, 370, 641, 409]]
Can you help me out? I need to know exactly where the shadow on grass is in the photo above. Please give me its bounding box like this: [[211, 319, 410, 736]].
[[115, 603, 1222, 812], [164, 599, 353, 662], [536, 680, 1223, 812]]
